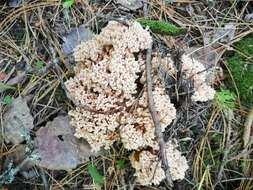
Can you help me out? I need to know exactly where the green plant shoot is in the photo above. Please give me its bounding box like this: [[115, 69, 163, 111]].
[[35, 60, 45, 69], [0, 83, 15, 90], [2, 95, 12, 105], [214, 89, 236, 110], [63, 0, 74, 9], [88, 162, 104, 185]]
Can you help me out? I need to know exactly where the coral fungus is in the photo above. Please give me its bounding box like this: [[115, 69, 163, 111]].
[[130, 150, 165, 185], [181, 54, 216, 102], [130, 140, 189, 185], [65, 21, 175, 153], [65, 20, 214, 186]]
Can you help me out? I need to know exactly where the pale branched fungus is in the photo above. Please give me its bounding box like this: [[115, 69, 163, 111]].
[[130, 150, 166, 185], [65, 21, 215, 186], [181, 54, 216, 102], [68, 107, 120, 152], [119, 110, 157, 150], [130, 140, 189, 185], [119, 85, 176, 151], [165, 140, 189, 181], [65, 21, 176, 153]]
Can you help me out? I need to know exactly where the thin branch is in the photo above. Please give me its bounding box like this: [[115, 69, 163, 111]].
[[243, 107, 253, 148], [39, 167, 49, 190], [145, 43, 173, 187]]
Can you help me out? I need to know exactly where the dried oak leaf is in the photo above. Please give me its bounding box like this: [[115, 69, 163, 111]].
[[3, 145, 34, 171], [116, 0, 143, 11], [34, 116, 99, 170], [203, 23, 236, 45], [3, 96, 34, 145], [62, 26, 94, 55], [185, 46, 224, 84]]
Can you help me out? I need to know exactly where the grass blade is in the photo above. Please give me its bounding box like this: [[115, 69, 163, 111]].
[[0, 83, 15, 90], [88, 162, 104, 185]]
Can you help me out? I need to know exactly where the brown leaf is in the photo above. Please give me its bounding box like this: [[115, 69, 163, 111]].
[[62, 26, 94, 55], [117, 0, 143, 10], [3, 96, 34, 145], [203, 23, 236, 45], [185, 46, 224, 84], [34, 116, 100, 170], [3, 145, 34, 170]]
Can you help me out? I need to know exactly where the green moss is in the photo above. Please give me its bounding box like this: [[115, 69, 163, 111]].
[[214, 88, 236, 110], [136, 18, 186, 35], [226, 34, 253, 107]]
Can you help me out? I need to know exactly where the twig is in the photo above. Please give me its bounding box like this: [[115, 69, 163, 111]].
[[221, 177, 253, 183], [145, 43, 173, 187], [242, 107, 253, 175], [243, 107, 253, 148], [39, 167, 49, 190], [0, 57, 55, 94]]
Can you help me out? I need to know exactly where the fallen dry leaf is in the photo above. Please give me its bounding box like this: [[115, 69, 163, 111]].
[[3, 96, 34, 145], [34, 116, 99, 170], [117, 0, 143, 11], [62, 26, 94, 55], [3, 145, 34, 171], [186, 46, 218, 67], [203, 23, 236, 45], [185, 46, 224, 84]]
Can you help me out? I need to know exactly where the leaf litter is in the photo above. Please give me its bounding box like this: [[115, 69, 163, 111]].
[[34, 116, 100, 170], [62, 25, 94, 55], [203, 23, 236, 45], [2, 109, 100, 182], [3, 96, 34, 145], [116, 0, 143, 11]]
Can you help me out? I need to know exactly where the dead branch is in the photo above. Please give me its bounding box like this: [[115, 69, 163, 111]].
[[243, 107, 253, 148], [145, 43, 173, 187]]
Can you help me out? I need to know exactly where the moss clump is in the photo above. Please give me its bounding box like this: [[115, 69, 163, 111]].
[[226, 34, 253, 107], [214, 88, 236, 110], [136, 18, 186, 35]]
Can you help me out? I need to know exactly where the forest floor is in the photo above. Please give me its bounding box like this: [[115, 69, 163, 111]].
[[0, 1, 253, 190]]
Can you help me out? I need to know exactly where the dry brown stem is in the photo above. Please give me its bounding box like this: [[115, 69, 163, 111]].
[[145, 43, 173, 187]]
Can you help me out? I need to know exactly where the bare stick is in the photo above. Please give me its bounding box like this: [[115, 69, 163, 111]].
[[243, 107, 253, 148], [145, 43, 173, 187], [39, 167, 49, 190]]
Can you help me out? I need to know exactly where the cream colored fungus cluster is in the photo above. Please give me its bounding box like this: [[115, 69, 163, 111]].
[[130, 140, 189, 185], [65, 21, 214, 186], [181, 54, 216, 101]]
